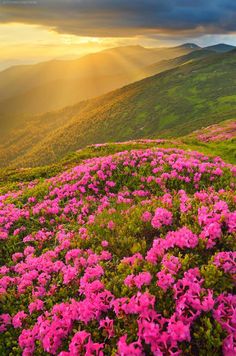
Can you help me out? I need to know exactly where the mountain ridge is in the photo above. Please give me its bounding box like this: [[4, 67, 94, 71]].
[[204, 43, 236, 52], [1, 49, 236, 168], [0, 45, 228, 118], [0, 43, 235, 118]]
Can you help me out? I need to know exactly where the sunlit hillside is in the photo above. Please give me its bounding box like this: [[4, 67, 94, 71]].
[[1, 49, 236, 168], [1, 1, 236, 355], [0, 137, 235, 355], [0, 43, 235, 120], [0, 44, 200, 117]]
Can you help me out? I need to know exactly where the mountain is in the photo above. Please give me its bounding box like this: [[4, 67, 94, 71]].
[[0, 46, 209, 118], [177, 43, 201, 50], [1, 49, 236, 168], [0, 73, 136, 118], [0, 44, 195, 103], [140, 49, 215, 78], [204, 43, 235, 53], [0, 43, 231, 118]]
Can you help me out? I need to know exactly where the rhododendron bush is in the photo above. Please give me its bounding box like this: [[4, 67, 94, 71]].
[[0, 147, 235, 355], [195, 120, 236, 143]]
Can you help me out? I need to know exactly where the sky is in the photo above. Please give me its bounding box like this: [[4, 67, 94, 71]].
[[0, 0, 236, 70]]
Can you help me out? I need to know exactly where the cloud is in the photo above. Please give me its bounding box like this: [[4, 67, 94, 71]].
[[0, 0, 236, 37]]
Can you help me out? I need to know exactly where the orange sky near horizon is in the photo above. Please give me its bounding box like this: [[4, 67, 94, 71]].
[[1, 21, 236, 71], [0, 23, 163, 71], [0, 23, 114, 70]]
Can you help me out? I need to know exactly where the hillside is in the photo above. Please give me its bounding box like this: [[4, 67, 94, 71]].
[[187, 119, 236, 142], [0, 73, 135, 119], [0, 44, 197, 117], [0, 140, 235, 355], [1, 44, 195, 99], [141, 49, 216, 78], [182, 120, 236, 164], [0, 48, 216, 119], [0, 43, 234, 118], [204, 43, 236, 52], [1, 50, 236, 168]]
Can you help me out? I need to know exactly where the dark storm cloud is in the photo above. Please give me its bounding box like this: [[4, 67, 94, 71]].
[[0, 0, 236, 36]]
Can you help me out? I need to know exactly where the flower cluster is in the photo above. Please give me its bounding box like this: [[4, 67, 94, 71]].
[[0, 146, 235, 355], [195, 120, 236, 142]]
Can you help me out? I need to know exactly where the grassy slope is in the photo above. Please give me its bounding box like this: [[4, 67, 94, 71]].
[[141, 49, 215, 78], [1, 135, 235, 196], [1, 50, 236, 168], [182, 119, 236, 164], [1, 139, 235, 356], [0, 49, 211, 119], [0, 45, 195, 121]]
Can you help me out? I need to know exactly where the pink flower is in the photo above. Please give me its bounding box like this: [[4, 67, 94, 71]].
[[0, 230, 8, 240], [200, 222, 222, 248], [0, 146, 235, 355], [62, 266, 78, 285], [107, 220, 115, 230], [69, 331, 90, 355], [99, 317, 114, 338], [156, 270, 174, 291], [223, 334, 236, 356], [166, 227, 198, 249], [12, 311, 27, 328], [124, 274, 135, 288], [161, 193, 173, 207], [101, 240, 109, 247], [201, 290, 215, 311], [168, 320, 191, 342], [214, 251, 236, 276], [29, 299, 44, 314], [85, 339, 104, 355], [124, 272, 152, 289], [117, 335, 143, 355], [24, 246, 35, 256], [106, 180, 116, 187], [0, 314, 11, 332], [141, 211, 152, 222], [18, 328, 36, 355], [227, 211, 236, 233], [134, 272, 152, 289], [162, 254, 181, 275], [151, 208, 173, 229], [12, 252, 24, 263], [121, 253, 143, 266]]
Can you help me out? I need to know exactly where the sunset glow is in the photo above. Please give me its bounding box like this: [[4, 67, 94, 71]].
[[1, 20, 236, 70], [0, 23, 140, 70]]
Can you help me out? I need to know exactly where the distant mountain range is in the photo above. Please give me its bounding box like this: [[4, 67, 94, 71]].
[[0, 45, 195, 114], [204, 43, 236, 52], [0, 43, 235, 120], [1, 47, 236, 168]]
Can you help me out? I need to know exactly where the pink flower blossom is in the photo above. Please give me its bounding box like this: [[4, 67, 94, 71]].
[[124, 272, 152, 289], [12, 311, 27, 328], [107, 220, 115, 230], [117, 335, 143, 355], [168, 319, 191, 342], [141, 211, 152, 222], [29, 299, 44, 314], [156, 270, 175, 291], [151, 208, 173, 229], [99, 317, 114, 338]]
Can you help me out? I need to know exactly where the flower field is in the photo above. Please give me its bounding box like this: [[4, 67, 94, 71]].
[[193, 120, 236, 143], [0, 146, 235, 355]]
